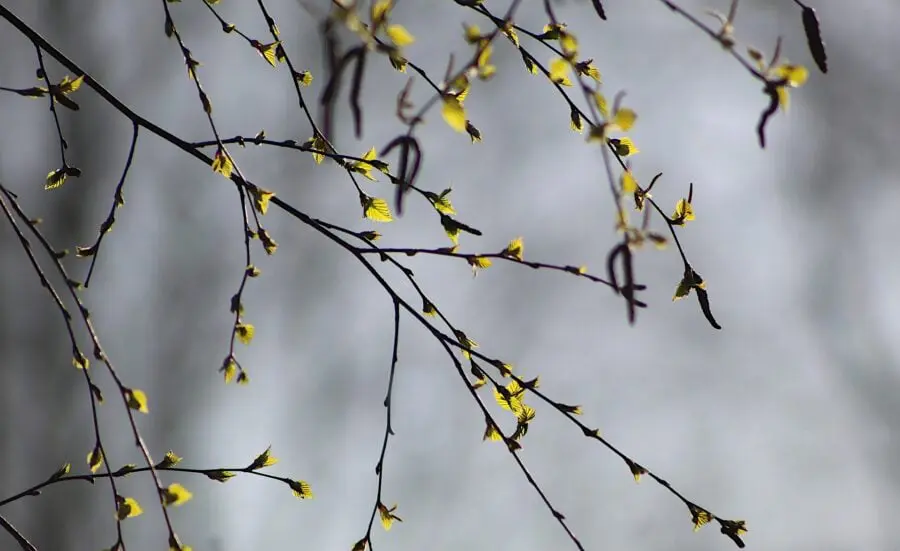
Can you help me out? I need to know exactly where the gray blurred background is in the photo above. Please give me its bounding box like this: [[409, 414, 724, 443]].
[[1, 0, 897, 550]]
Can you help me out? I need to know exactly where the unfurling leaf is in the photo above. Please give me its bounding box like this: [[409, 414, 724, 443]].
[[253, 41, 280, 67], [304, 135, 328, 164], [483, 419, 502, 441], [73, 351, 89, 370], [289, 479, 314, 499], [557, 403, 582, 415], [501, 237, 524, 261], [161, 483, 193, 506], [608, 137, 639, 156], [673, 269, 698, 301], [235, 323, 255, 345], [426, 188, 456, 215], [47, 462, 71, 482], [672, 198, 695, 224], [466, 121, 483, 143], [87, 445, 103, 473], [259, 228, 278, 255], [113, 464, 137, 477], [124, 387, 149, 413], [205, 470, 236, 482], [570, 108, 583, 133], [468, 256, 492, 271], [248, 446, 278, 470], [689, 503, 712, 531], [295, 70, 313, 86], [116, 496, 143, 520], [75, 245, 97, 258], [377, 503, 403, 531], [157, 450, 182, 469], [211, 147, 233, 178], [575, 59, 601, 82], [45, 168, 67, 190], [454, 329, 478, 360], [251, 187, 274, 215], [719, 519, 748, 548], [222, 356, 237, 384], [626, 459, 647, 482]]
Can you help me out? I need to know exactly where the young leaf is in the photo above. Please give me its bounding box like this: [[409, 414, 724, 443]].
[[672, 199, 695, 224], [621, 171, 638, 194], [441, 96, 467, 132], [386, 24, 415, 47], [361, 195, 394, 222], [549, 58, 573, 86], [612, 108, 637, 131], [372, 0, 392, 27], [351, 147, 379, 181]]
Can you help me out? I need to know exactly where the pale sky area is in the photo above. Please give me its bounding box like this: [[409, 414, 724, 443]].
[[1, 1, 898, 551]]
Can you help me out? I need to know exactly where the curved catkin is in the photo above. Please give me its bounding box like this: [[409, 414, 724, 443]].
[[802, 5, 828, 73]]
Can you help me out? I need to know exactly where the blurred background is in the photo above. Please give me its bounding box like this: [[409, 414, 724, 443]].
[[1, 0, 897, 550]]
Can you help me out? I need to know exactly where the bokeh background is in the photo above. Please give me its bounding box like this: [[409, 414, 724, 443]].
[[1, 0, 897, 550]]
